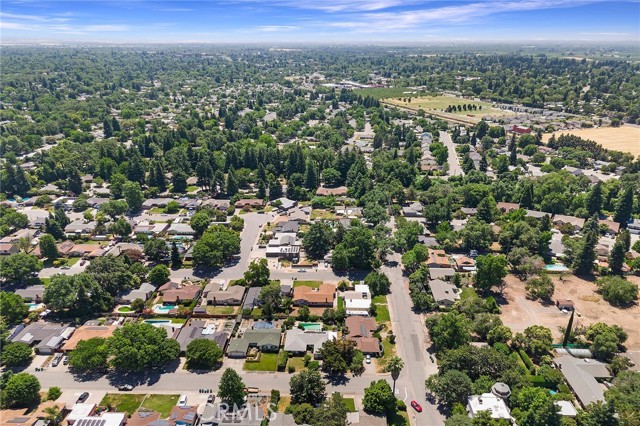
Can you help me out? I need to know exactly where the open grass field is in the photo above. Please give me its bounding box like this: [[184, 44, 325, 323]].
[[354, 87, 423, 99], [385, 95, 498, 117], [243, 353, 278, 371], [100, 394, 145, 415], [542, 126, 640, 157], [500, 274, 640, 349], [140, 395, 179, 417]]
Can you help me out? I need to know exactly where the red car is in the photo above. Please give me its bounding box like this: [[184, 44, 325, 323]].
[[410, 400, 422, 412]]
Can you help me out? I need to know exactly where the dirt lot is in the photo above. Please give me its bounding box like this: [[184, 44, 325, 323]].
[[499, 274, 640, 349], [542, 125, 640, 157]]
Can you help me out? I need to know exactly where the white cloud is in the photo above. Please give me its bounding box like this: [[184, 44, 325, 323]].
[[255, 25, 300, 32], [84, 24, 128, 32]]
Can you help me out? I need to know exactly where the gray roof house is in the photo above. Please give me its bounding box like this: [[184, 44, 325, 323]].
[[554, 356, 612, 407], [9, 322, 75, 354], [243, 287, 262, 311], [271, 197, 297, 211], [175, 320, 229, 353], [226, 329, 282, 358], [429, 267, 456, 280], [15, 284, 45, 302], [428, 279, 460, 307], [206, 286, 246, 306], [283, 329, 337, 358], [118, 282, 156, 303], [65, 221, 97, 236], [167, 223, 195, 236], [273, 221, 299, 234]]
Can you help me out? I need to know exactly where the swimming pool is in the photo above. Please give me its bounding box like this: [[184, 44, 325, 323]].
[[152, 304, 177, 314], [544, 264, 570, 273], [27, 303, 44, 312], [144, 319, 172, 324], [299, 323, 323, 331]]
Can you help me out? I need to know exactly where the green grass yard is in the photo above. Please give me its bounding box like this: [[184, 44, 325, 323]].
[[140, 394, 179, 417], [343, 397, 357, 412], [206, 306, 238, 316], [243, 353, 278, 371], [375, 304, 390, 323], [372, 295, 387, 304], [100, 394, 145, 415], [286, 356, 307, 372], [337, 297, 345, 310], [387, 410, 409, 426], [376, 337, 397, 372]]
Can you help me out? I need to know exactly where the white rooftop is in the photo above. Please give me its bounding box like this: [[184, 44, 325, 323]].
[[467, 393, 512, 420]]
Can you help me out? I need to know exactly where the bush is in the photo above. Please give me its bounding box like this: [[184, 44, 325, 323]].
[[519, 349, 534, 370], [47, 387, 62, 401], [269, 389, 280, 410], [597, 276, 638, 306], [288, 365, 295, 373], [308, 361, 320, 371], [277, 350, 288, 372], [396, 400, 407, 411]]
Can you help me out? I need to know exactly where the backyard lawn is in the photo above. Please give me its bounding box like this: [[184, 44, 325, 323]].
[[337, 297, 345, 310], [244, 353, 278, 371], [206, 306, 238, 315], [100, 394, 145, 415], [140, 395, 179, 417], [293, 280, 323, 288], [372, 295, 387, 305], [375, 304, 390, 323]]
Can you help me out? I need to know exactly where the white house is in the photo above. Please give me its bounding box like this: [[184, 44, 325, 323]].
[[343, 284, 372, 316]]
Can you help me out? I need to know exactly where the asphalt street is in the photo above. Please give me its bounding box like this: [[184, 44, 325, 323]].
[[439, 130, 464, 177]]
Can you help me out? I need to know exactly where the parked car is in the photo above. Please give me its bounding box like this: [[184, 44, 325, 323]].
[[77, 392, 90, 403], [51, 354, 63, 367], [410, 401, 422, 412], [62, 356, 69, 365], [118, 384, 134, 391], [365, 355, 371, 364], [207, 394, 215, 403]]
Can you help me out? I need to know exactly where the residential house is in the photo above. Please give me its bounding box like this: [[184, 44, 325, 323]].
[[496, 202, 520, 213], [243, 287, 261, 312], [142, 198, 173, 210], [175, 320, 229, 353], [316, 186, 348, 196], [206, 286, 246, 306], [169, 406, 199, 426], [524, 209, 548, 219], [266, 234, 300, 260], [273, 221, 299, 234], [343, 284, 372, 316], [160, 284, 201, 305], [15, 285, 45, 302], [8, 322, 75, 354], [167, 223, 195, 236], [556, 299, 575, 311], [467, 393, 513, 422], [287, 208, 310, 224], [554, 356, 612, 407], [293, 283, 336, 307], [427, 249, 451, 268], [402, 202, 423, 217], [512, 125, 531, 135], [428, 279, 460, 307], [234, 199, 264, 209], [628, 219, 640, 235], [335, 206, 362, 217], [429, 268, 456, 280], [553, 215, 585, 231], [283, 329, 337, 358], [226, 329, 281, 358], [0, 243, 19, 255], [61, 324, 118, 352], [24, 209, 49, 228], [200, 199, 230, 212], [460, 207, 477, 216], [344, 316, 381, 356], [598, 219, 620, 235], [454, 256, 476, 272], [64, 221, 97, 237], [118, 282, 156, 304], [134, 222, 168, 236], [86, 197, 110, 208], [66, 404, 98, 425], [127, 411, 162, 426], [271, 197, 297, 211]]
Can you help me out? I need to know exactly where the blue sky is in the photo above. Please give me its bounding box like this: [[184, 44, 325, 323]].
[[1, 1, 639, 43]]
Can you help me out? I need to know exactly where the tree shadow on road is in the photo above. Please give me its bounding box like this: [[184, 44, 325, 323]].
[[323, 373, 350, 386]]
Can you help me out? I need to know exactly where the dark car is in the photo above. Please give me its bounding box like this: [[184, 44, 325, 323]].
[[77, 392, 90, 403], [410, 400, 422, 412], [118, 384, 134, 391]]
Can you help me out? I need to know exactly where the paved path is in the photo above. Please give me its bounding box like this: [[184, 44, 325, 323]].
[[439, 130, 464, 177]]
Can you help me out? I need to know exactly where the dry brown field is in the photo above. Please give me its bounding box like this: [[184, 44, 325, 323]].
[[542, 126, 640, 157], [499, 274, 640, 349]]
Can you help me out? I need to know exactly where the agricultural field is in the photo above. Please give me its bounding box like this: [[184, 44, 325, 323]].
[[384, 95, 499, 116], [543, 126, 640, 157]]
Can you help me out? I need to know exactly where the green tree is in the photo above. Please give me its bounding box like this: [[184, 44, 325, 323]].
[[0, 292, 29, 324], [123, 181, 144, 212], [148, 264, 170, 285], [46, 387, 62, 402], [108, 323, 180, 371], [1, 343, 33, 367], [0, 253, 42, 284], [520, 325, 553, 358], [1, 373, 40, 408], [362, 379, 396, 415], [586, 182, 603, 216], [475, 254, 508, 293], [363, 202, 388, 227], [190, 212, 211, 236], [613, 187, 634, 224], [525, 274, 555, 300], [608, 240, 626, 276], [385, 356, 404, 395], [101, 199, 128, 219], [426, 312, 471, 352], [68, 338, 109, 372], [425, 370, 473, 407], [243, 258, 270, 287], [604, 371, 640, 426], [86, 256, 137, 296], [290, 369, 327, 406], [218, 368, 246, 407], [577, 401, 619, 426], [573, 215, 599, 275], [192, 225, 241, 267], [172, 170, 188, 193], [303, 222, 334, 259], [144, 238, 168, 262], [459, 218, 494, 251], [38, 234, 59, 259], [596, 276, 638, 306], [108, 217, 132, 238], [511, 386, 560, 426], [363, 271, 391, 296], [476, 196, 497, 223], [393, 217, 423, 252], [185, 339, 222, 370]]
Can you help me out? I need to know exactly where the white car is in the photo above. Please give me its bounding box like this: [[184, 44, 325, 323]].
[[365, 355, 371, 364]]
